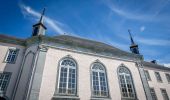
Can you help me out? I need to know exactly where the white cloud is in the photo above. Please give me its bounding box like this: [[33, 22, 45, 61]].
[[137, 37, 170, 46], [164, 63, 170, 68], [114, 32, 170, 46], [140, 26, 145, 32], [102, 0, 151, 21], [19, 4, 66, 34], [102, 0, 170, 21]]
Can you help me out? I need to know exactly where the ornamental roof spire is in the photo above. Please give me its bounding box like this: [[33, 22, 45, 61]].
[[39, 8, 46, 23]]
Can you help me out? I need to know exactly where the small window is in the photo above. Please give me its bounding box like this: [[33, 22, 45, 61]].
[[144, 70, 151, 81], [155, 72, 162, 82], [5, 49, 18, 63], [0, 72, 11, 93], [161, 89, 169, 100], [165, 73, 170, 83], [150, 88, 157, 100]]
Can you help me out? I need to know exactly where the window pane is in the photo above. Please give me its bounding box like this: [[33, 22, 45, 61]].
[[165, 74, 170, 82], [5, 49, 18, 63], [0, 73, 11, 92], [155, 72, 162, 82], [161, 89, 169, 100], [150, 88, 157, 100], [99, 72, 108, 96], [144, 70, 151, 81]]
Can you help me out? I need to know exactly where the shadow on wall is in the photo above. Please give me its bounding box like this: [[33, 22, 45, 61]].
[[0, 97, 7, 100], [2, 47, 35, 100]]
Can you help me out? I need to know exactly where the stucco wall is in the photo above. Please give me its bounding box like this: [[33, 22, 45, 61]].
[[0, 42, 25, 99], [39, 48, 146, 100], [144, 67, 170, 100]]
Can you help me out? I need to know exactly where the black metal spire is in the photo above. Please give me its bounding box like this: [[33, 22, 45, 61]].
[[39, 8, 46, 23], [128, 29, 135, 45], [128, 29, 140, 54]]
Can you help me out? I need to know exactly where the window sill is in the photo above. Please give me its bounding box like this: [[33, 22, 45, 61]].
[[121, 97, 138, 100], [52, 95, 80, 100], [3, 60, 16, 64], [157, 81, 163, 83], [91, 97, 111, 100]]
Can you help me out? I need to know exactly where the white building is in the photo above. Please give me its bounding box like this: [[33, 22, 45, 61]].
[[0, 9, 169, 100]]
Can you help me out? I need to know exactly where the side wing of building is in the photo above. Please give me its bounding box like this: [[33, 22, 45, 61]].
[[0, 35, 25, 100], [143, 61, 170, 100]]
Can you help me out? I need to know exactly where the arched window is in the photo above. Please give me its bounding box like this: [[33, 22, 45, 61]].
[[91, 63, 109, 97], [118, 66, 136, 99], [57, 58, 77, 95]]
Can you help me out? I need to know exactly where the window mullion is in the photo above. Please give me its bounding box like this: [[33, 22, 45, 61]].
[[57, 67, 62, 93], [5, 51, 9, 62], [124, 74, 129, 97], [10, 51, 15, 62], [9, 51, 14, 62], [66, 66, 69, 94], [98, 72, 101, 96]]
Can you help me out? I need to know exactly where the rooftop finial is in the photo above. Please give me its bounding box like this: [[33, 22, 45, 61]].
[[39, 8, 46, 23], [128, 29, 135, 45]]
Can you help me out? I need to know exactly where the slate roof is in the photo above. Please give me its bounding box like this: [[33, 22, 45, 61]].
[[52, 35, 142, 60], [0, 34, 25, 45], [142, 61, 170, 71], [1, 34, 169, 71]]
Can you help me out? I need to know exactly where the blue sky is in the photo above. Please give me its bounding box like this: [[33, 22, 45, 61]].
[[0, 0, 170, 66]]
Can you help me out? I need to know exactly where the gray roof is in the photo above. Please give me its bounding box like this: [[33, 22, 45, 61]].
[[142, 61, 170, 71], [1, 34, 170, 71], [0, 34, 25, 45], [0, 34, 142, 60], [51, 35, 143, 60]]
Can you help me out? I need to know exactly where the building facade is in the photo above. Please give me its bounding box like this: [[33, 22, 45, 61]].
[[0, 10, 169, 100]]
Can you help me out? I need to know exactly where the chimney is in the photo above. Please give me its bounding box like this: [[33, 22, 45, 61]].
[[151, 60, 157, 64]]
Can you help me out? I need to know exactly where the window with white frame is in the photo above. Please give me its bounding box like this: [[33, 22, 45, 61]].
[[161, 89, 169, 100], [155, 72, 162, 82], [165, 73, 170, 83], [91, 63, 109, 97], [5, 49, 18, 63], [118, 66, 136, 99], [0, 72, 11, 93], [144, 70, 151, 81], [150, 88, 157, 100], [57, 58, 77, 95]]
